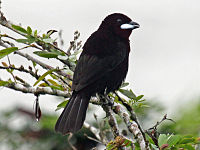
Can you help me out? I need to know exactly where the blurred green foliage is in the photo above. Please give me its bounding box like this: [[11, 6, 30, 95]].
[[160, 99, 200, 136], [0, 108, 98, 150], [0, 98, 199, 150]]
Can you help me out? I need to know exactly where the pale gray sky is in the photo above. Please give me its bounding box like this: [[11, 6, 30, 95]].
[[1, 0, 200, 114]]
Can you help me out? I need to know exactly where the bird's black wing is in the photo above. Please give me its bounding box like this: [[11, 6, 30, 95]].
[[72, 43, 128, 92]]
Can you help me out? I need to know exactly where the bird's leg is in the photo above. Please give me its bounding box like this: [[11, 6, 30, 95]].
[[97, 94, 121, 138], [104, 94, 114, 106], [97, 94, 114, 106], [96, 94, 107, 106]]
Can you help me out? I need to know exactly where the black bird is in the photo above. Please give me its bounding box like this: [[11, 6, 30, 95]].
[[55, 13, 140, 134]]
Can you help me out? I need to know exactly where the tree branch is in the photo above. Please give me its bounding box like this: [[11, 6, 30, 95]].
[[115, 92, 147, 141], [0, 11, 65, 54], [83, 122, 102, 142], [0, 79, 70, 98], [0, 38, 9, 48], [99, 95, 120, 138], [0, 34, 73, 80], [14, 51, 73, 80], [146, 114, 176, 147], [0, 10, 75, 70], [113, 104, 150, 150], [1, 33, 44, 50], [0, 65, 39, 79]]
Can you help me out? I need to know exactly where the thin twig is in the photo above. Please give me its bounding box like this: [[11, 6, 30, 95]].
[[67, 133, 77, 150], [146, 114, 175, 146], [0, 65, 52, 87], [93, 113, 108, 144], [83, 122, 101, 142], [0, 65, 39, 79], [0, 79, 70, 98], [148, 114, 175, 131], [0, 39, 9, 48], [0, 12, 65, 54], [15, 51, 73, 80], [1, 33, 44, 50], [0, 38, 73, 80], [6, 55, 16, 82], [15, 76, 31, 87], [0, 11, 75, 70]]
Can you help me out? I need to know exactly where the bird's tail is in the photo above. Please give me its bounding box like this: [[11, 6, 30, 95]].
[[55, 92, 90, 134]]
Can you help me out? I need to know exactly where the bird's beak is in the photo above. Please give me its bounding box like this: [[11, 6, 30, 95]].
[[120, 21, 140, 30]]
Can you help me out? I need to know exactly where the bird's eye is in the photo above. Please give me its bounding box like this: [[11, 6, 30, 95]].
[[117, 19, 122, 23]]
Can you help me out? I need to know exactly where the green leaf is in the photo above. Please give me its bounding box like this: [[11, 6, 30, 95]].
[[49, 85, 64, 91], [27, 35, 36, 43], [16, 39, 29, 44], [0, 47, 18, 59], [34, 30, 38, 37], [120, 82, 129, 88], [7, 68, 14, 73], [16, 37, 35, 44], [27, 26, 32, 35], [56, 100, 68, 111], [135, 95, 144, 101], [106, 143, 115, 150], [167, 135, 181, 147], [33, 51, 58, 58], [124, 139, 132, 147], [134, 142, 141, 150], [38, 82, 48, 87], [114, 95, 121, 104], [42, 38, 54, 43], [49, 74, 58, 80], [47, 79, 64, 91], [158, 134, 168, 147], [150, 144, 159, 150], [47, 79, 59, 86], [42, 33, 46, 38], [118, 89, 136, 99], [50, 49, 65, 56], [0, 80, 10, 86], [5, 67, 14, 75], [145, 133, 155, 145], [33, 69, 56, 86], [179, 137, 195, 144], [57, 100, 68, 108], [179, 144, 195, 150], [32, 61, 37, 67], [12, 24, 27, 34]]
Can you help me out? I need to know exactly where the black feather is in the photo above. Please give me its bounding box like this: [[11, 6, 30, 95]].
[[55, 92, 89, 134]]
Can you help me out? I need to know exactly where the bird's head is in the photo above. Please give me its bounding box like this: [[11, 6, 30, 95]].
[[99, 13, 140, 39]]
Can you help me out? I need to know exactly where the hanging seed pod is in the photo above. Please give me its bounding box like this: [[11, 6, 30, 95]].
[[35, 95, 41, 121]]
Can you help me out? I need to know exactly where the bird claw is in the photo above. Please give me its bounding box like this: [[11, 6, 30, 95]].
[[98, 94, 114, 106]]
